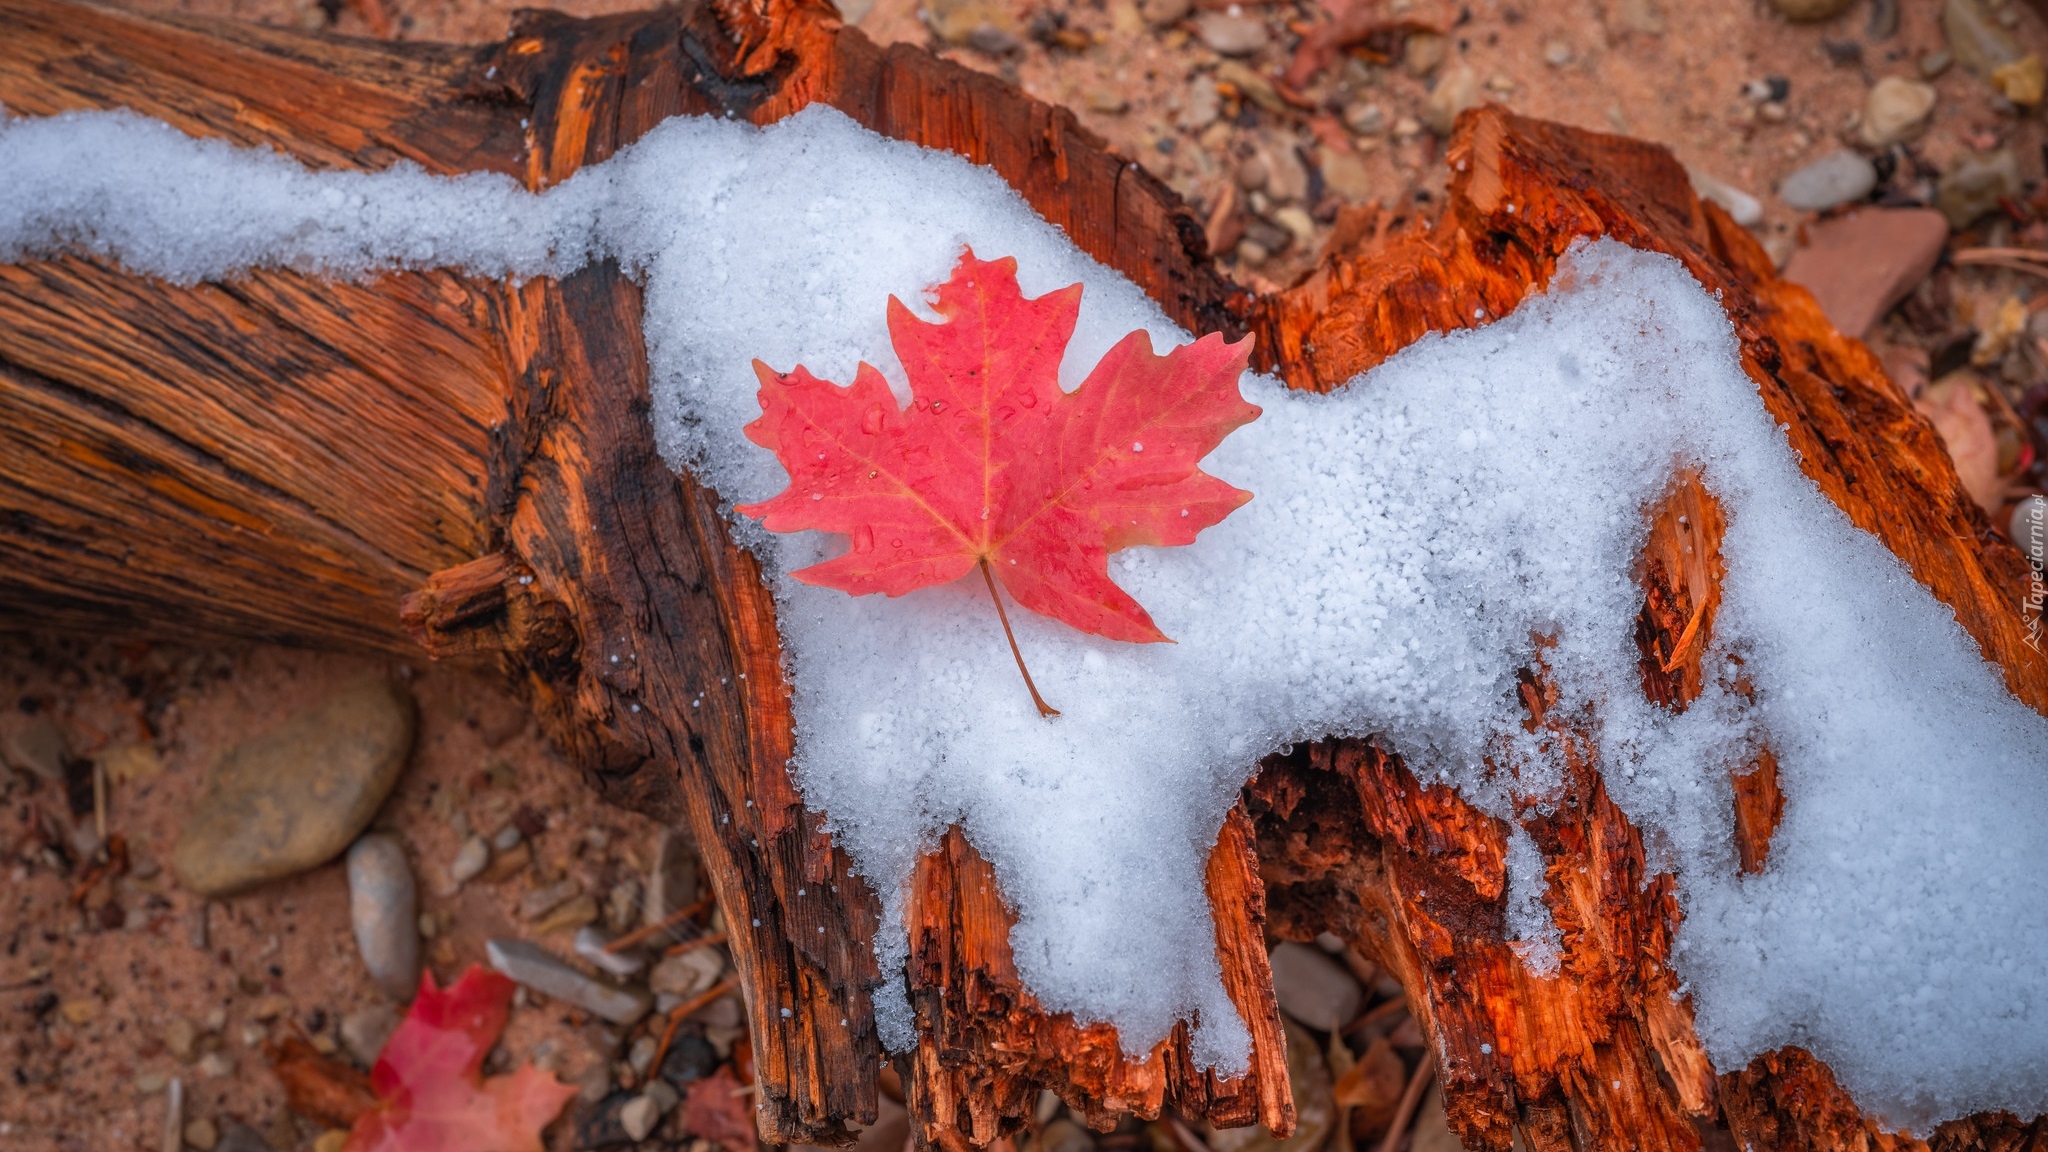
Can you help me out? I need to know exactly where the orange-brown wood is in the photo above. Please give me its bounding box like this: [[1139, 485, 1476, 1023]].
[[1, 3, 2045, 1150]]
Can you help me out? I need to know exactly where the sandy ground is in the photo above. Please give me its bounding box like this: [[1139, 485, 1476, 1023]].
[[5, 0, 2048, 1148]]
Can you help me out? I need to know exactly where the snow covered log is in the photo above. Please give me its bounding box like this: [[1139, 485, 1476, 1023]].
[[0, 2, 2043, 1151]]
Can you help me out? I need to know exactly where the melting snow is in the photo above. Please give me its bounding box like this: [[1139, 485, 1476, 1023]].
[[6, 104, 2048, 1130]]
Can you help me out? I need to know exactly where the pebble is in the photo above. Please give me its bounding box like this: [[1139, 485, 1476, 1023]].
[[574, 925, 648, 978], [628, 1035, 659, 1076], [659, 1032, 720, 1087], [1424, 63, 1483, 136], [184, 1117, 219, 1151], [1272, 206, 1317, 249], [310, 1133, 348, 1152], [172, 677, 416, 897], [0, 715, 66, 782], [1860, 77, 1938, 146], [1179, 80, 1221, 131], [1779, 150, 1877, 212], [164, 1017, 201, 1063], [486, 938, 652, 1025], [1769, 0, 1851, 18], [448, 837, 489, 886], [1141, 0, 1190, 24], [340, 1004, 401, 1067], [1937, 148, 2022, 227], [1921, 49, 1954, 78], [215, 1122, 275, 1152], [1542, 39, 1575, 67], [967, 23, 1022, 54], [248, 994, 292, 1022], [648, 946, 726, 999], [136, 1069, 171, 1095], [1993, 55, 2046, 106], [519, 877, 582, 922], [347, 834, 420, 1002], [197, 1052, 235, 1079], [698, 994, 745, 1029], [604, 880, 640, 933], [621, 1081, 680, 1142], [644, 830, 699, 928], [1268, 941, 1363, 1031], [490, 824, 522, 853], [1343, 101, 1386, 136], [1194, 12, 1268, 56], [1320, 150, 1374, 203], [531, 893, 600, 936], [161, 1078, 184, 1152], [1392, 114, 1423, 139], [1944, 0, 2023, 78], [1690, 171, 1764, 227], [1783, 208, 1949, 336], [1403, 32, 1445, 76], [922, 0, 1020, 48]]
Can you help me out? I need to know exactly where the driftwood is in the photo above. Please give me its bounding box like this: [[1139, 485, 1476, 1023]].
[[0, 1, 2042, 1149]]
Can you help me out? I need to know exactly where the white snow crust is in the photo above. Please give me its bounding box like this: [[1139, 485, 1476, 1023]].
[[6, 104, 2048, 1132]]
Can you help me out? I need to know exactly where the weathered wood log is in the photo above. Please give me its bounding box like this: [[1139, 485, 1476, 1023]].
[[0, 2, 2042, 1150]]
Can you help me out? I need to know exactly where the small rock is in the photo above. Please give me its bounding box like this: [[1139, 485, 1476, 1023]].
[[1179, 80, 1221, 131], [1607, 0, 1664, 36], [1944, 0, 2023, 78], [1744, 76, 1791, 103], [1141, 0, 1190, 24], [574, 925, 647, 978], [347, 834, 420, 1002], [577, 1065, 615, 1105], [161, 1078, 185, 1152], [490, 823, 523, 853], [0, 714, 65, 782], [1257, 140, 1309, 203], [1690, 171, 1763, 227], [628, 1035, 659, 1076], [1937, 148, 2021, 227], [1342, 101, 1386, 136], [697, 994, 745, 1029], [1392, 114, 1423, 139], [575, 1091, 638, 1148], [1403, 31, 1445, 76], [1216, 60, 1286, 114], [60, 999, 98, 1025], [1992, 54, 2046, 106], [2009, 494, 2046, 550], [1860, 77, 1938, 146], [487, 939, 652, 1025], [164, 1017, 202, 1063], [967, 22, 1022, 54], [1780, 151, 1877, 212], [172, 676, 416, 897], [248, 994, 293, 1022], [1244, 218, 1292, 254], [520, 877, 583, 922], [310, 1132, 348, 1152], [532, 893, 600, 937], [1921, 49, 1954, 77], [1822, 38, 1863, 65], [648, 947, 726, 1000], [1783, 208, 1949, 337], [618, 1095, 661, 1143], [659, 1032, 720, 1088], [104, 743, 163, 785], [1236, 155, 1269, 191], [184, 1117, 219, 1151], [1424, 62, 1482, 136], [1319, 150, 1374, 203], [644, 830, 699, 928], [136, 1068, 171, 1095], [197, 1052, 234, 1079], [214, 1122, 275, 1152], [449, 837, 490, 886], [1272, 206, 1317, 248], [604, 880, 640, 933], [340, 1004, 401, 1067], [1084, 87, 1129, 114], [1542, 39, 1574, 67], [1194, 12, 1268, 56], [922, 0, 1021, 48], [1268, 941, 1363, 1031]]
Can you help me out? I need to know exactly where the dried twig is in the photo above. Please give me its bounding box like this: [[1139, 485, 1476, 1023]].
[[1341, 995, 1409, 1038], [649, 975, 739, 1074], [1373, 1051, 1435, 1152], [605, 894, 712, 954], [663, 930, 727, 957]]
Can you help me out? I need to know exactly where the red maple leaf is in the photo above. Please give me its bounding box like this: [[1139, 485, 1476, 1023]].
[[739, 251, 1258, 710], [343, 966, 577, 1152]]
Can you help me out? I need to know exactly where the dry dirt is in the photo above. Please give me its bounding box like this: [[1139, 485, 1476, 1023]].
[[6, 0, 2048, 1149]]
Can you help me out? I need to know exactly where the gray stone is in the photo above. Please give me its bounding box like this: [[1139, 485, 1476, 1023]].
[[347, 834, 419, 1002], [2010, 494, 2046, 552], [645, 829, 699, 928], [1938, 148, 2022, 227], [1268, 941, 1363, 1032], [627, 1035, 658, 1076], [1141, 0, 1190, 24], [490, 823, 522, 852], [448, 837, 489, 886], [1780, 151, 1877, 212], [173, 676, 415, 897], [1542, 38, 1574, 67], [340, 1004, 401, 1067], [620, 1081, 679, 1142], [698, 994, 745, 1029], [486, 939, 651, 1025], [1860, 76, 1938, 147], [213, 1123, 274, 1152], [1343, 101, 1386, 136], [1194, 12, 1268, 56], [518, 877, 582, 922], [574, 925, 647, 978], [1690, 171, 1764, 227], [648, 947, 725, 999], [0, 715, 65, 782]]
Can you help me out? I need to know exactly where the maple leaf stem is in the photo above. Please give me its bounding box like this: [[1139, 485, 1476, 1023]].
[[979, 557, 1060, 718]]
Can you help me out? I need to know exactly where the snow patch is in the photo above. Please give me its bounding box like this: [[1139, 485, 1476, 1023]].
[[6, 104, 2048, 1130]]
